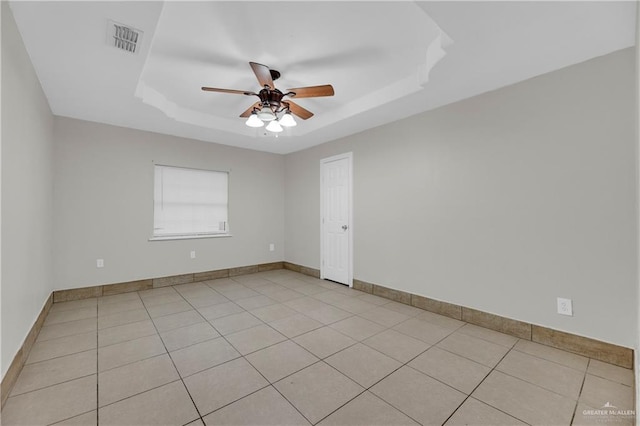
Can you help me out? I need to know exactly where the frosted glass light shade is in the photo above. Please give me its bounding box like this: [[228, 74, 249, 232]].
[[257, 108, 276, 121], [266, 120, 283, 133], [279, 112, 297, 127], [245, 113, 264, 128]]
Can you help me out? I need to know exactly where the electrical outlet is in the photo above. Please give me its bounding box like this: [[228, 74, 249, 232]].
[[557, 297, 573, 316], [190, 250, 196, 259], [269, 243, 275, 252], [96, 259, 104, 268]]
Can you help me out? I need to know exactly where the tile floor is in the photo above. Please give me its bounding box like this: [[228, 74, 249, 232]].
[[2, 270, 636, 425]]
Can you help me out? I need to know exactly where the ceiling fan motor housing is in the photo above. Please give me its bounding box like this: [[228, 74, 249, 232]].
[[259, 88, 285, 110]]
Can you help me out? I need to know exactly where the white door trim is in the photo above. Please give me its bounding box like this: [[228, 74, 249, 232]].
[[320, 152, 353, 287]]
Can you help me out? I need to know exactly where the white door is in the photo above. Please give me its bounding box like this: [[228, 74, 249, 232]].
[[321, 153, 352, 286]]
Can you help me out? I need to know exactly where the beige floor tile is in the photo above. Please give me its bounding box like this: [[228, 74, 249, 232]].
[[184, 357, 269, 416], [409, 346, 491, 394], [362, 329, 431, 363], [456, 323, 519, 348], [97, 299, 144, 317], [274, 362, 364, 424], [138, 286, 177, 299], [219, 287, 261, 300], [269, 289, 306, 302], [254, 283, 288, 295], [98, 292, 141, 306], [202, 386, 310, 426], [146, 300, 193, 318], [579, 374, 635, 412], [37, 317, 97, 342], [514, 339, 589, 371], [140, 292, 183, 307], [416, 311, 465, 330], [50, 298, 97, 313], [330, 316, 386, 341], [2, 375, 96, 426], [98, 308, 150, 330], [27, 331, 97, 364], [306, 305, 353, 325], [437, 331, 509, 367], [444, 397, 527, 425], [98, 354, 179, 406], [319, 391, 419, 426], [285, 296, 330, 313], [497, 350, 585, 398], [325, 343, 401, 388], [170, 337, 240, 377], [197, 301, 244, 321], [152, 309, 204, 332], [250, 303, 298, 322], [50, 409, 97, 425], [205, 277, 238, 289], [572, 402, 636, 426], [174, 282, 212, 293], [314, 290, 349, 305], [473, 371, 576, 425], [99, 380, 199, 426], [183, 293, 229, 308], [371, 366, 466, 425], [98, 319, 157, 347], [44, 307, 97, 326], [279, 278, 312, 290], [186, 419, 205, 426], [246, 340, 319, 382], [11, 350, 96, 396], [393, 317, 455, 344], [331, 297, 379, 314], [269, 313, 324, 338], [98, 334, 166, 372], [587, 359, 634, 386], [358, 306, 410, 327], [160, 321, 220, 351], [382, 301, 425, 317], [210, 311, 263, 335], [235, 294, 277, 310], [226, 324, 287, 355], [354, 293, 392, 306], [293, 283, 327, 296], [293, 326, 357, 359]]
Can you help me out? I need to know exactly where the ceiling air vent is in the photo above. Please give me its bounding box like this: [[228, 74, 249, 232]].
[[108, 20, 142, 54]]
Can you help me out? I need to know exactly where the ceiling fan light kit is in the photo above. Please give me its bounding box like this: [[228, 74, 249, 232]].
[[202, 62, 334, 135], [245, 112, 264, 128]]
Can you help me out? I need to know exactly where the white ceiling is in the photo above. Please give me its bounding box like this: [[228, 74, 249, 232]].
[[9, 1, 637, 154]]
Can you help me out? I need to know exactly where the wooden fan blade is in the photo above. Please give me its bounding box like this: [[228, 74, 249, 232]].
[[286, 85, 334, 98], [249, 62, 274, 89], [239, 102, 261, 118], [286, 100, 314, 120], [202, 87, 256, 96]]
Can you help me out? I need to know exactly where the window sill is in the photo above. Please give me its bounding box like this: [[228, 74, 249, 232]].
[[149, 234, 232, 241]]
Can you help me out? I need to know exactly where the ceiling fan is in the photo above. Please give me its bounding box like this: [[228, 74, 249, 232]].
[[202, 62, 334, 133]]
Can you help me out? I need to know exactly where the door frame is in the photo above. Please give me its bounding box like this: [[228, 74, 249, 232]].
[[320, 152, 353, 287]]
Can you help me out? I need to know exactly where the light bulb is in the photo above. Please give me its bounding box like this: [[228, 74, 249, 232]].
[[266, 120, 283, 133], [279, 112, 297, 127], [245, 113, 264, 128]]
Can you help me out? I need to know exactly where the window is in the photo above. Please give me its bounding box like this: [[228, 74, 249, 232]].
[[153, 165, 229, 239]]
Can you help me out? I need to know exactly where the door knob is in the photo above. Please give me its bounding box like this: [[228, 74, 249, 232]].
[[342, 225, 348, 231]]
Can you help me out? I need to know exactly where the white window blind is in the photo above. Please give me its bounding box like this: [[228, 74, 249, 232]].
[[153, 165, 228, 237]]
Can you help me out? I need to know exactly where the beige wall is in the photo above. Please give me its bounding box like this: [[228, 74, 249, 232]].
[[285, 48, 637, 348], [53, 117, 285, 289], [1, 2, 55, 377]]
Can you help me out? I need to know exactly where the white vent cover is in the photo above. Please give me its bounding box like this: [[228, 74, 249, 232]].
[[108, 20, 142, 54]]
